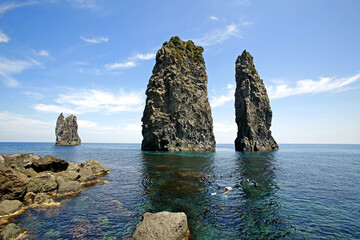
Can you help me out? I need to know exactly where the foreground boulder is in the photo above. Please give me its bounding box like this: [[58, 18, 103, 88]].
[[55, 113, 81, 145], [0, 200, 23, 216], [133, 211, 190, 240], [0, 168, 29, 201], [234, 50, 279, 151], [141, 36, 215, 151]]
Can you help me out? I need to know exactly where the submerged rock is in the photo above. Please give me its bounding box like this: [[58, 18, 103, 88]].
[[0, 223, 24, 240], [234, 50, 279, 151], [141, 36, 215, 151], [55, 113, 81, 145], [133, 211, 190, 240], [174, 170, 206, 179]]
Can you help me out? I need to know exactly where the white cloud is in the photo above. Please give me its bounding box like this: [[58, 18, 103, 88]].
[[0, 30, 10, 43], [105, 61, 136, 70], [0, 56, 40, 87], [209, 16, 218, 21], [213, 122, 237, 133], [80, 36, 108, 44], [23, 91, 44, 100], [124, 123, 141, 132], [34, 88, 144, 114], [66, 0, 99, 9], [32, 49, 49, 56], [0, 111, 53, 142], [77, 119, 98, 128], [0, 1, 37, 15], [105, 52, 155, 71], [130, 52, 156, 61], [268, 73, 360, 99], [194, 22, 253, 46], [34, 104, 78, 114], [211, 84, 235, 107]]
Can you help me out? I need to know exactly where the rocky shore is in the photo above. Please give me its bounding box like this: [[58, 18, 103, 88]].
[[0, 153, 110, 239]]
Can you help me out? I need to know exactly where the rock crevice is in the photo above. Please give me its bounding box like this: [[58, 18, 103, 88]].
[[141, 36, 215, 151], [234, 50, 278, 151]]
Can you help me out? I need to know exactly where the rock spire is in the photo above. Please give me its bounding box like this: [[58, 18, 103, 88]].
[[55, 113, 81, 145], [141, 36, 215, 151], [235, 50, 278, 151]]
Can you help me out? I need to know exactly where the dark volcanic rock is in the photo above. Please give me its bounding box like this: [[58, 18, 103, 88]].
[[55, 113, 81, 145], [0, 168, 29, 201], [27, 172, 58, 193], [234, 50, 279, 151], [141, 36, 215, 152], [31, 155, 69, 172]]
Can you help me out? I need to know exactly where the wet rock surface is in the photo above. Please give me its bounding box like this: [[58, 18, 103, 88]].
[[142, 36, 215, 152], [234, 50, 279, 151], [133, 211, 190, 240], [55, 113, 81, 145]]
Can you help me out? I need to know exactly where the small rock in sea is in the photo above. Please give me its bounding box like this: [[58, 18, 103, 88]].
[[133, 211, 190, 240], [217, 185, 221, 189], [224, 186, 233, 192]]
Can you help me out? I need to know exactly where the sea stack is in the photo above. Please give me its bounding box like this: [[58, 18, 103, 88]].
[[141, 36, 215, 151], [55, 113, 81, 145], [234, 50, 278, 151]]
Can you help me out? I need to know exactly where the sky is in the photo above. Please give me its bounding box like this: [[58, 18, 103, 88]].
[[0, 0, 359, 144]]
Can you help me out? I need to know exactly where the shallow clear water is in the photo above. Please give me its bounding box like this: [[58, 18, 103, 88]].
[[0, 143, 359, 239]]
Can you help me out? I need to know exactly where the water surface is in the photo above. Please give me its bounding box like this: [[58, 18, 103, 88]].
[[0, 143, 359, 239]]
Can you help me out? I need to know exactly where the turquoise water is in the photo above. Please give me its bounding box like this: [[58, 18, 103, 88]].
[[0, 143, 359, 239]]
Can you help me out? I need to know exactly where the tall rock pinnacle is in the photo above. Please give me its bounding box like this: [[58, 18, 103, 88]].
[[234, 50, 278, 151], [55, 113, 81, 145], [141, 36, 216, 151]]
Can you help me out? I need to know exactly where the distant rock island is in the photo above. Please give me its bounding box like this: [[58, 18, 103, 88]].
[[141, 36, 216, 151], [55, 113, 81, 145], [235, 50, 279, 151]]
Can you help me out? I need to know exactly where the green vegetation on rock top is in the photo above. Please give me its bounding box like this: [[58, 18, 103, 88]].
[[164, 36, 204, 64]]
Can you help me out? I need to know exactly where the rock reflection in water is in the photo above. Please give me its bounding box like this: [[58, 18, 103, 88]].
[[140, 152, 215, 236], [235, 151, 292, 239]]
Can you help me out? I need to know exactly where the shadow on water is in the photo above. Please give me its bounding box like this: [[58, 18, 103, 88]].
[[140, 152, 216, 239]]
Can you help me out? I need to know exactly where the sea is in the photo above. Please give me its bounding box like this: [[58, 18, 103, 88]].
[[0, 143, 359, 240]]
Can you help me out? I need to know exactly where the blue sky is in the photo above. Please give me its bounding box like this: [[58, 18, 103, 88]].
[[0, 0, 359, 144]]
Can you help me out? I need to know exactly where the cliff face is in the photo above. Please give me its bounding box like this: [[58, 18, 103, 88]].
[[55, 113, 81, 145], [141, 36, 215, 151], [234, 50, 278, 151]]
